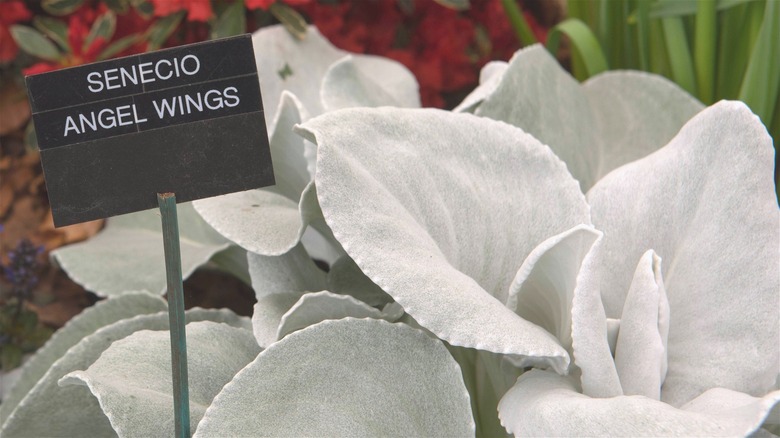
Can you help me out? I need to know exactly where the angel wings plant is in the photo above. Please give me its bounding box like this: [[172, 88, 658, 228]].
[[1, 25, 777, 437]]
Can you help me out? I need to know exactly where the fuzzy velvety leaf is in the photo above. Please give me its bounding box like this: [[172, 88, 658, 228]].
[[298, 107, 590, 372], [277, 291, 403, 340], [0, 292, 166, 425], [321, 55, 420, 111], [252, 25, 420, 128], [0, 308, 248, 437], [586, 101, 779, 407], [193, 92, 314, 255], [507, 225, 600, 353], [61, 322, 260, 437], [52, 203, 229, 297], [194, 318, 474, 436], [327, 255, 393, 307], [454, 61, 508, 113], [614, 250, 670, 400], [475, 45, 702, 191], [498, 370, 780, 436], [248, 242, 327, 299]]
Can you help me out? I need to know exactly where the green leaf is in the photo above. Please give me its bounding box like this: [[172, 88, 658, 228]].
[[694, 0, 717, 103], [715, 1, 751, 100], [433, 0, 469, 11], [83, 11, 116, 52], [104, 0, 129, 13], [660, 17, 697, 95], [739, 0, 780, 127], [269, 3, 308, 41], [546, 18, 608, 81], [51, 203, 230, 297], [32, 17, 70, 53], [97, 33, 141, 60], [500, 0, 537, 45], [194, 318, 474, 436], [146, 11, 185, 50], [211, 0, 246, 39], [650, 0, 755, 18], [9, 25, 61, 62], [41, 0, 86, 16], [0, 292, 167, 425], [61, 322, 260, 437], [132, 0, 154, 18], [1, 345, 23, 371], [0, 308, 248, 437], [634, 0, 652, 71]]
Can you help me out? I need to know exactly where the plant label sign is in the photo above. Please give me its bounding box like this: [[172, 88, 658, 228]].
[[26, 35, 274, 227]]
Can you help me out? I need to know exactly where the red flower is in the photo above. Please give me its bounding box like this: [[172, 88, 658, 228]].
[[246, 0, 312, 11], [151, 0, 213, 22], [0, 0, 33, 62]]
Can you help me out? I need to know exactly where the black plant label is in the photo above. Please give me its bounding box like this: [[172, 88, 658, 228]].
[[26, 35, 274, 227]]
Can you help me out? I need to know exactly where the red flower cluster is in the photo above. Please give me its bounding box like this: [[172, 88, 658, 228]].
[[0, 1, 32, 63], [296, 0, 546, 107], [151, 0, 213, 21], [150, 0, 312, 21], [24, 4, 150, 75]]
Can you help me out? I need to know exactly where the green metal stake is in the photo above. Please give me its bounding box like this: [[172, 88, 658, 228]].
[[158, 193, 190, 438]]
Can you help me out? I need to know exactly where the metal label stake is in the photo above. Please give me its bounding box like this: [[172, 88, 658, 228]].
[[158, 193, 190, 438]]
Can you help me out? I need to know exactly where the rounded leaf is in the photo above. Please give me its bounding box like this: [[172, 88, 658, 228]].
[[52, 203, 229, 296], [61, 321, 260, 437], [194, 318, 474, 436], [587, 101, 779, 406], [298, 107, 590, 371]]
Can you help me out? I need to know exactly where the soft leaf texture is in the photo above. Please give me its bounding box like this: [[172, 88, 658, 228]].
[[194, 318, 474, 436], [253, 25, 343, 127], [498, 370, 780, 437], [0, 292, 166, 424], [453, 61, 508, 113], [506, 225, 600, 352], [570, 236, 623, 398], [327, 255, 393, 307], [277, 290, 403, 339], [614, 250, 670, 400], [321, 55, 420, 111], [252, 292, 305, 348], [248, 242, 327, 298], [193, 92, 313, 256], [474, 45, 703, 191], [253, 290, 403, 348], [202, 26, 418, 256], [0, 308, 248, 437], [253, 25, 419, 127], [586, 101, 779, 406], [61, 322, 260, 437], [193, 189, 303, 256], [298, 107, 590, 372], [52, 203, 229, 296]]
